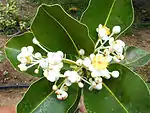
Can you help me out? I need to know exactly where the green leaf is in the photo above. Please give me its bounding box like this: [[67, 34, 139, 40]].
[[83, 84, 127, 113], [17, 77, 81, 113], [105, 63, 150, 113], [147, 83, 150, 90], [80, 0, 134, 41], [83, 63, 150, 112], [31, 4, 94, 55], [5, 32, 46, 77], [124, 46, 150, 67]]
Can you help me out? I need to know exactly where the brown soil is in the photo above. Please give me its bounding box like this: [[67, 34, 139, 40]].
[[121, 29, 150, 81], [0, 29, 149, 107], [0, 35, 38, 106]]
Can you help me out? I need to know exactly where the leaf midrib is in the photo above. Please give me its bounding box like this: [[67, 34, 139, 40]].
[[41, 5, 80, 56], [125, 54, 150, 66], [103, 83, 129, 113]]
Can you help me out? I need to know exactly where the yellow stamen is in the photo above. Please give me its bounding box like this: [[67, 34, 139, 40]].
[[92, 54, 108, 70], [103, 26, 110, 35]]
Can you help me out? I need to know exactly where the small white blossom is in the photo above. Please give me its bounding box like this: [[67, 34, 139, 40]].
[[89, 79, 102, 91], [18, 64, 27, 71], [96, 24, 110, 38], [44, 70, 61, 82], [47, 51, 63, 64], [83, 57, 91, 67], [112, 26, 121, 34], [111, 71, 119, 78], [64, 71, 80, 83], [113, 54, 124, 63], [17, 46, 34, 64], [39, 58, 49, 69], [55, 90, 68, 100], [91, 69, 111, 79], [94, 77, 102, 83], [79, 49, 85, 56], [109, 37, 125, 54], [95, 83, 102, 90]]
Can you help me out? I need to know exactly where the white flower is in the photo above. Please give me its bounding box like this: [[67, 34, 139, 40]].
[[44, 70, 61, 82], [90, 53, 95, 60], [111, 71, 119, 78], [112, 26, 121, 34], [94, 77, 102, 83], [55, 90, 68, 100], [109, 37, 125, 54], [113, 54, 124, 63], [47, 51, 63, 64], [102, 35, 109, 41], [32, 38, 39, 45], [39, 58, 49, 69], [18, 64, 27, 71], [95, 83, 102, 90], [17, 46, 34, 64], [89, 79, 102, 91], [79, 49, 85, 56], [83, 57, 91, 67], [96, 24, 110, 38], [64, 71, 80, 83], [91, 69, 111, 79]]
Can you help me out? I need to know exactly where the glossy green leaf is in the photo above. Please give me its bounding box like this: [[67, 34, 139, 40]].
[[31, 4, 94, 55], [147, 83, 150, 89], [17, 77, 81, 113], [105, 63, 150, 113], [5, 32, 46, 77], [83, 63, 150, 112], [124, 46, 150, 67], [83, 84, 127, 113], [80, 0, 134, 41]]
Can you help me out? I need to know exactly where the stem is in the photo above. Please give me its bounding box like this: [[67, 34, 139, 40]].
[[63, 58, 78, 65], [80, 77, 91, 85], [95, 39, 100, 49], [95, 46, 110, 53], [37, 44, 49, 53], [27, 62, 39, 69]]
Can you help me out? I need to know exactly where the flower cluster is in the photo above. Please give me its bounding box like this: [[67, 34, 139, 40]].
[[17, 24, 125, 100]]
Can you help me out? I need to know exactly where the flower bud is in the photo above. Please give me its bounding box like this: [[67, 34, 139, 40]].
[[34, 52, 42, 59], [34, 69, 39, 74], [111, 71, 119, 78], [32, 38, 39, 45], [78, 82, 84, 88], [52, 85, 58, 91], [76, 59, 83, 66], [112, 26, 121, 34], [79, 49, 85, 56], [18, 64, 27, 71]]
